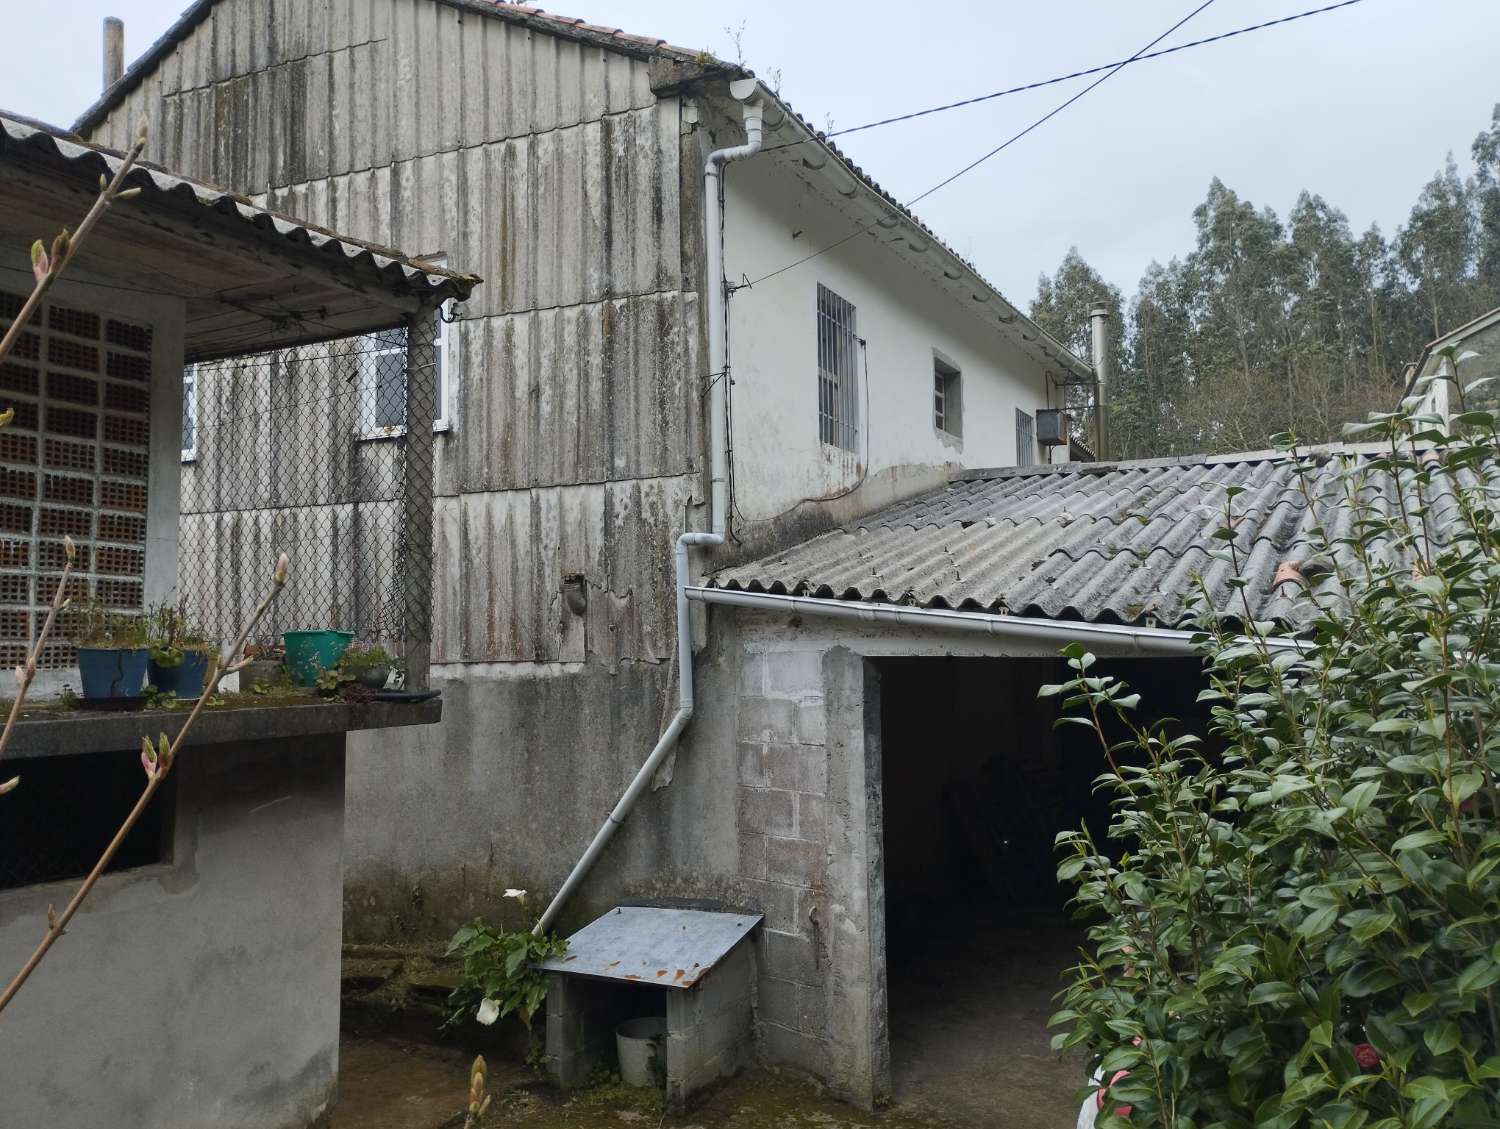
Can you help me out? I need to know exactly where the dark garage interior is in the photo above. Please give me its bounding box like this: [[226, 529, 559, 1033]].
[[876, 653, 1215, 1127]]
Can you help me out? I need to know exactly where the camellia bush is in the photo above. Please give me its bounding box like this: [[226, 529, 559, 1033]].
[[1049, 354, 1500, 1128]]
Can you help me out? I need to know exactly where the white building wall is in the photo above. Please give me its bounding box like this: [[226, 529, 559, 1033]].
[[721, 154, 1063, 526]]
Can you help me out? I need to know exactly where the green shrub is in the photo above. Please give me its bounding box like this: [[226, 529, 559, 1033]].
[[1049, 355, 1500, 1127], [447, 890, 567, 1029]]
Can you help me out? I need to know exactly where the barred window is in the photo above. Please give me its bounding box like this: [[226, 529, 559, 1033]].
[[1015, 408, 1036, 467], [816, 284, 859, 452]]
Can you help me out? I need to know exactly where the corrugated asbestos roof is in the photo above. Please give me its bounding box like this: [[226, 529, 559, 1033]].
[[2, 112, 478, 305], [712, 449, 1454, 631]]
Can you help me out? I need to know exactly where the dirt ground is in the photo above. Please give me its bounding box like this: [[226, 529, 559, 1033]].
[[333, 1038, 960, 1129], [886, 914, 1089, 1128]]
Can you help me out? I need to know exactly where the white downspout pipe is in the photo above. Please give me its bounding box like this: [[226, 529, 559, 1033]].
[[533, 532, 724, 935], [705, 83, 764, 537]]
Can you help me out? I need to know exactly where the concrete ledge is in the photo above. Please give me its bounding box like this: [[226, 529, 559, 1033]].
[[3, 698, 443, 761]]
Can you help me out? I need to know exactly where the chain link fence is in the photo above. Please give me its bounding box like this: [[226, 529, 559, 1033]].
[[179, 311, 437, 681]]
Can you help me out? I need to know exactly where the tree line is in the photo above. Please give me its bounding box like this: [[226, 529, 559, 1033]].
[[1030, 104, 1500, 459]]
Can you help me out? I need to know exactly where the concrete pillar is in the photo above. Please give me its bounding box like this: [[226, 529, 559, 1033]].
[[102, 18, 125, 90], [401, 305, 437, 688]]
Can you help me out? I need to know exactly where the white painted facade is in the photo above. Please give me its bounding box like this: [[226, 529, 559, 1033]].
[[719, 130, 1072, 529]]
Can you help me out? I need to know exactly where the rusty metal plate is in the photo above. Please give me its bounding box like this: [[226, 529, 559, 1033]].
[[538, 906, 762, 989]]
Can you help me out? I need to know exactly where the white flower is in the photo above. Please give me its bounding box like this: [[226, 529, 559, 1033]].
[[503, 888, 527, 901], [475, 998, 500, 1026]]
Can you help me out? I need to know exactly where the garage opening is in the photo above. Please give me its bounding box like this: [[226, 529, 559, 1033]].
[[877, 654, 1215, 1127]]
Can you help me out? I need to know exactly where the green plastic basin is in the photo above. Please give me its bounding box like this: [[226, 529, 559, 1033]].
[[283, 630, 354, 687]]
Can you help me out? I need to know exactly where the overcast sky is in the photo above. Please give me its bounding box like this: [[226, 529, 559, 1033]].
[[2, 1, 1496, 304]]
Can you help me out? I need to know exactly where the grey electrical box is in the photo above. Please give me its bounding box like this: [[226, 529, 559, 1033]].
[[1037, 408, 1070, 446]]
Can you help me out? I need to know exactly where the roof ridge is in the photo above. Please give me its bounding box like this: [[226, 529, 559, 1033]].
[[72, 0, 734, 136]]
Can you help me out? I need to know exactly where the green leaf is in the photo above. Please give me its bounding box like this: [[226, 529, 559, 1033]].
[[1299, 904, 1339, 938], [1342, 780, 1380, 815], [1424, 1021, 1461, 1057], [1392, 829, 1447, 851], [1456, 956, 1500, 995]]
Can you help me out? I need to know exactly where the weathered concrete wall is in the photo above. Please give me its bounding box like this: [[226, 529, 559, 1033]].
[[720, 609, 1201, 1102], [0, 735, 346, 1129], [720, 150, 1066, 542], [343, 645, 744, 939]]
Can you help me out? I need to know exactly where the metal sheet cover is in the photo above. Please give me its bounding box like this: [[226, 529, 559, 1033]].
[[538, 906, 762, 989]]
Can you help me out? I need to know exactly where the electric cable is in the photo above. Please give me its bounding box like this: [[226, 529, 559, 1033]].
[[743, 0, 1366, 290], [760, 0, 1371, 154]]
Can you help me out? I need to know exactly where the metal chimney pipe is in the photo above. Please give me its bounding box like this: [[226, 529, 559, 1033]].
[[103, 18, 125, 90], [1089, 305, 1111, 460]]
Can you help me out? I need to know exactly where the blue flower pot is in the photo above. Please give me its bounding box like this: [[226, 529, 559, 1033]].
[[148, 651, 211, 699], [77, 647, 149, 699]]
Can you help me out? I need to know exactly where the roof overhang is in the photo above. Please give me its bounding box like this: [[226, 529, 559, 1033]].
[[688, 81, 1095, 383], [1403, 304, 1500, 397], [2, 113, 480, 361]]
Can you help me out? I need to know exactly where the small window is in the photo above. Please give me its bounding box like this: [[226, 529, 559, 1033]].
[[816, 284, 859, 452], [357, 250, 458, 440], [1015, 408, 1036, 467], [358, 329, 408, 438], [934, 355, 962, 439], [181, 365, 197, 462]]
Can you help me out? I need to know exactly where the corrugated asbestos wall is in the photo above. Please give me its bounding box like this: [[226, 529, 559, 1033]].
[[94, 0, 705, 667]]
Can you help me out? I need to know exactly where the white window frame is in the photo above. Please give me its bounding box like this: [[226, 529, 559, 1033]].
[[1015, 408, 1036, 467], [181, 364, 198, 463], [357, 329, 410, 441], [357, 250, 458, 441], [933, 351, 962, 441]]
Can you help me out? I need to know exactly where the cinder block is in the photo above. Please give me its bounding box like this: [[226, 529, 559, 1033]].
[[765, 649, 825, 697], [798, 982, 829, 1037], [739, 833, 767, 881], [763, 929, 819, 986], [761, 1021, 809, 1067], [795, 792, 827, 842], [765, 743, 829, 794], [667, 986, 701, 1030], [737, 652, 767, 697], [739, 878, 797, 932], [737, 741, 769, 788], [695, 946, 753, 1015], [738, 696, 797, 742], [795, 701, 827, 745], [758, 976, 797, 1029], [702, 1002, 751, 1056], [763, 836, 823, 889], [738, 787, 795, 836]]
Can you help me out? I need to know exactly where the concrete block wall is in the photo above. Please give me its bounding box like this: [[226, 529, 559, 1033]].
[[665, 942, 756, 1106], [734, 636, 887, 1106], [736, 641, 832, 1080]]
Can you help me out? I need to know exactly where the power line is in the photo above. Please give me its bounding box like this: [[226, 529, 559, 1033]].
[[744, 0, 1222, 289], [762, 0, 1370, 154]]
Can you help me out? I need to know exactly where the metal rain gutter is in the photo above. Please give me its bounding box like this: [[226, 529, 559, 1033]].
[[684, 586, 1308, 656]]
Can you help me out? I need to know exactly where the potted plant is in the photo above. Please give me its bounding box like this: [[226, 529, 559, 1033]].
[[145, 598, 216, 699], [70, 599, 149, 700], [242, 642, 288, 690], [283, 628, 354, 688], [339, 643, 394, 690]]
